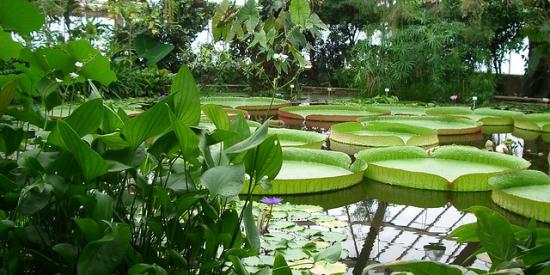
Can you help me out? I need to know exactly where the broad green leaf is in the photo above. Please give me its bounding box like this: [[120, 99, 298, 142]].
[[77, 223, 131, 275], [135, 34, 175, 66], [0, 123, 23, 155], [289, 0, 310, 28], [168, 110, 200, 163], [49, 98, 104, 147], [53, 243, 77, 265], [364, 260, 465, 275], [0, 31, 22, 60], [170, 65, 200, 126], [0, 80, 18, 117], [56, 121, 108, 181], [467, 206, 518, 269], [67, 40, 117, 85], [96, 133, 130, 151], [224, 113, 251, 148], [244, 203, 261, 254], [225, 121, 269, 154], [202, 104, 230, 130], [272, 252, 292, 275], [0, 0, 45, 34], [101, 105, 124, 133], [315, 243, 342, 263], [239, 0, 260, 33], [34, 47, 75, 74], [121, 99, 170, 148], [450, 223, 479, 242], [201, 164, 245, 197], [245, 135, 282, 181], [74, 218, 102, 242], [92, 191, 113, 221], [17, 181, 52, 215]]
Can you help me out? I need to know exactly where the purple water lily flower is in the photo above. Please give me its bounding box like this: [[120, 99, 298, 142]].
[[260, 197, 283, 205]]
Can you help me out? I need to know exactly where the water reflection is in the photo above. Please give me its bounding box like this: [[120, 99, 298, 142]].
[[253, 119, 550, 273]]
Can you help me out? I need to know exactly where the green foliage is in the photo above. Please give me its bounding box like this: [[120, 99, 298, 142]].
[[134, 34, 175, 66], [213, 0, 325, 92], [0, 2, 292, 273], [349, 0, 527, 102]]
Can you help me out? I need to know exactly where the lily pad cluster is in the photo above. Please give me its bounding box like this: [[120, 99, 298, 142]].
[[241, 202, 349, 274]]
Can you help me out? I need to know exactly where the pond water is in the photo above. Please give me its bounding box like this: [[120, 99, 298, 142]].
[[264, 121, 550, 274]]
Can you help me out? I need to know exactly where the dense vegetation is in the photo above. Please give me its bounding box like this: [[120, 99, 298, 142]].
[[3, 0, 548, 101]]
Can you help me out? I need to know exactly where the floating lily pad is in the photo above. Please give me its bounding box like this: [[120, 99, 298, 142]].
[[489, 170, 550, 223], [243, 148, 367, 194], [358, 115, 481, 135], [426, 107, 523, 126], [371, 104, 427, 116], [268, 128, 326, 149], [329, 121, 438, 151], [356, 146, 530, 191], [278, 105, 389, 125], [201, 96, 290, 116], [514, 113, 550, 132]]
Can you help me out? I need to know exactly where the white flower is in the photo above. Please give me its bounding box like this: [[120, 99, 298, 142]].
[[75, 62, 84, 68], [543, 98, 549, 103], [69, 72, 79, 79], [290, 84, 295, 89], [55, 78, 63, 83], [472, 96, 478, 101], [327, 87, 333, 92], [304, 64, 312, 69], [273, 53, 288, 61], [384, 88, 390, 92]]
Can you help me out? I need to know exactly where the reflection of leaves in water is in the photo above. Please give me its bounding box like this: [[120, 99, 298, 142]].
[[350, 198, 376, 222]]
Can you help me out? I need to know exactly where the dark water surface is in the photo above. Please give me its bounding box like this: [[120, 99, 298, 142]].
[[266, 121, 550, 274]]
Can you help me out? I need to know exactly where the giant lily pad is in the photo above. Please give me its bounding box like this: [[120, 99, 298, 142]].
[[356, 146, 530, 191], [373, 104, 427, 115], [489, 170, 550, 223], [426, 106, 523, 126], [278, 105, 389, 125], [243, 148, 367, 194], [268, 128, 325, 149], [329, 121, 438, 149], [514, 113, 550, 132], [358, 115, 481, 135], [201, 96, 290, 116]]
